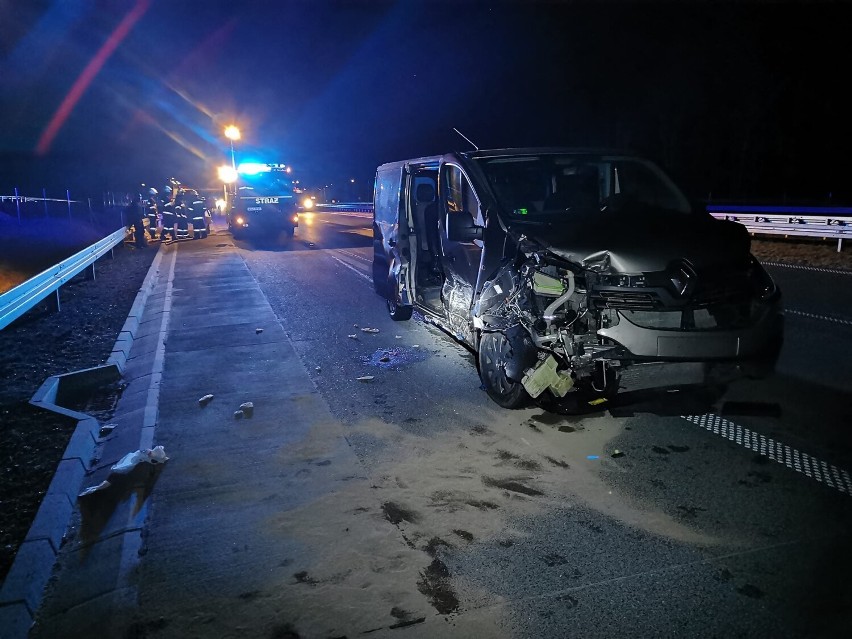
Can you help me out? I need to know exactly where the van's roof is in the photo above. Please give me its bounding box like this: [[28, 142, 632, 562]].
[[376, 147, 638, 172], [467, 147, 634, 159]]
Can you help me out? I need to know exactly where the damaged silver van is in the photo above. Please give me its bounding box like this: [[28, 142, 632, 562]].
[[372, 148, 783, 412]]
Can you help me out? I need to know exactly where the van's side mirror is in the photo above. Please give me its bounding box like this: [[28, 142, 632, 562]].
[[446, 211, 483, 242]]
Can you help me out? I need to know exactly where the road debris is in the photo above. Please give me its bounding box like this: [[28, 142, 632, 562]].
[[611, 449, 625, 458], [361, 327, 380, 333], [315, 366, 322, 372], [99, 424, 116, 437], [234, 410, 244, 420], [78, 480, 111, 498], [379, 353, 391, 363], [239, 401, 254, 417], [256, 328, 264, 334], [198, 394, 214, 407], [395, 335, 402, 339], [111, 446, 169, 474], [586, 455, 600, 460], [348, 334, 358, 339], [356, 375, 375, 382]]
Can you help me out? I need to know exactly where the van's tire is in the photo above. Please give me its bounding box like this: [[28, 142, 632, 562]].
[[387, 297, 413, 321], [477, 331, 529, 409]]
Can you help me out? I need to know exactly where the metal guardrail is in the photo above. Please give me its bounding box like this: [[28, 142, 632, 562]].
[[314, 202, 373, 214], [0, 227, 128, 330], [707, 204, 852, 252]]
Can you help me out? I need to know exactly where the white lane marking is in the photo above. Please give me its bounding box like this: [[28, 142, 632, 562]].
[[338, 249, 371, 264], [786, 309, 852, 326], [762, 261, 852, 276], [143, 244, 177, 445], [329, 254, 371, 284], [682, 413, 852, 496]]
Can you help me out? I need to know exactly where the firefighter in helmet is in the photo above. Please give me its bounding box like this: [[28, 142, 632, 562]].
[[175, 189, 190, 240], [146, 187, 159, 241], [160, 184, 176, 242]]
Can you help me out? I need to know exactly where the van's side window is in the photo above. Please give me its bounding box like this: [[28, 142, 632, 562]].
[[443, 165, 480, 222]]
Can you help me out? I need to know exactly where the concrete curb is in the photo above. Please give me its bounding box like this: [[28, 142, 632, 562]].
[[0, 244, 166, 637]]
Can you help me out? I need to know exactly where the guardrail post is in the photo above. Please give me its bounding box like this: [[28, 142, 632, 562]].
[[14, 187, 21, 223], [838, 238, 843, 253], [47, 289, 60, 312]]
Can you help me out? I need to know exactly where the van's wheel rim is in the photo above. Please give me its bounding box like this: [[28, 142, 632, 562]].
[[479, 332, 519, 397]]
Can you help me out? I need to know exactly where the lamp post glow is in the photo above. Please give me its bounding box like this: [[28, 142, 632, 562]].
[[218, 165, 238, 184], [224, 125, 241, 170], [218, 164, 238, 211]]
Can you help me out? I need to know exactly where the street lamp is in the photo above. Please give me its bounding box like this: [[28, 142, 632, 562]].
[[224, 125, 241, 169]]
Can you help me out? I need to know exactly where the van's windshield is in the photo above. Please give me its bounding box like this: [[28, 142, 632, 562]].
[[474, 154, 691, 218]]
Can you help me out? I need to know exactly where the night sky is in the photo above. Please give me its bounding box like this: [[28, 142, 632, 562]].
[[1, 0, 850, 203]]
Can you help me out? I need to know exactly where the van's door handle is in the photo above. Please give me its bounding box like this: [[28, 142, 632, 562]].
[[388, 239, 397, 247]]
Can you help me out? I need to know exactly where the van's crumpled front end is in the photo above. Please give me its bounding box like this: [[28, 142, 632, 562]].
[[472, 233, 783, 411]]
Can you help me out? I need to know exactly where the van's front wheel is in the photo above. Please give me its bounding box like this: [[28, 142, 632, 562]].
[[478, 331, 529, 408]]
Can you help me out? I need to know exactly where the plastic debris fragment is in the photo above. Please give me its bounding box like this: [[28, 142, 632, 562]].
[[239, 401, 254, 417], [348, 334, 358, 339], [395, 335, 402, 339], [356, 375, 374, 382], [256, 328, 264, 334], [586, 455, 600, 460], [315, 366, 321, 372], [99, 424, 116, 437], [198, 394, 214, 407], [111, 446, 169, 474], [234, 410, 244, 420], [361, 327, 379, 333], [611, 449, 625, 458], [78, 480, 111, 497]]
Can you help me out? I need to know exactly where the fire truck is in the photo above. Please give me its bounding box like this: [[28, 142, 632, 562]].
[[227, 163, 299, 238]]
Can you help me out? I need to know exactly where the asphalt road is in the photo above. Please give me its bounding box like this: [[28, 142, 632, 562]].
[[223, 211, 852, 637]]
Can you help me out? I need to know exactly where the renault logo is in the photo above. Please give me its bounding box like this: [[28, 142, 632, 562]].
[[669, 262, 697, 297]]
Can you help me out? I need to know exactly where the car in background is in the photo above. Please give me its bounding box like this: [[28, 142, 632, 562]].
[[372, 148, 783, 413]]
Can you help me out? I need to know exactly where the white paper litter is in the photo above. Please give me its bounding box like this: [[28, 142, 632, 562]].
[[356, 375, 374, 382], [78, 480, 111, 497], [361, 327, 380, 333], [111, 446, 169, 474], [198, 394, 214, 406]]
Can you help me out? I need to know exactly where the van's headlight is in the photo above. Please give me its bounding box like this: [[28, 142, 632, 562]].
[[302, 197, 314, 209]]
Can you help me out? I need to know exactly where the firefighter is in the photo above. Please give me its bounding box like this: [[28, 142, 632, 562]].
[[160, 184, 176, 242], [146, 187, 159, 240], [175, 189, 190, 240], [125, 192, 147, 248], [191, 193, 207, 239]]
